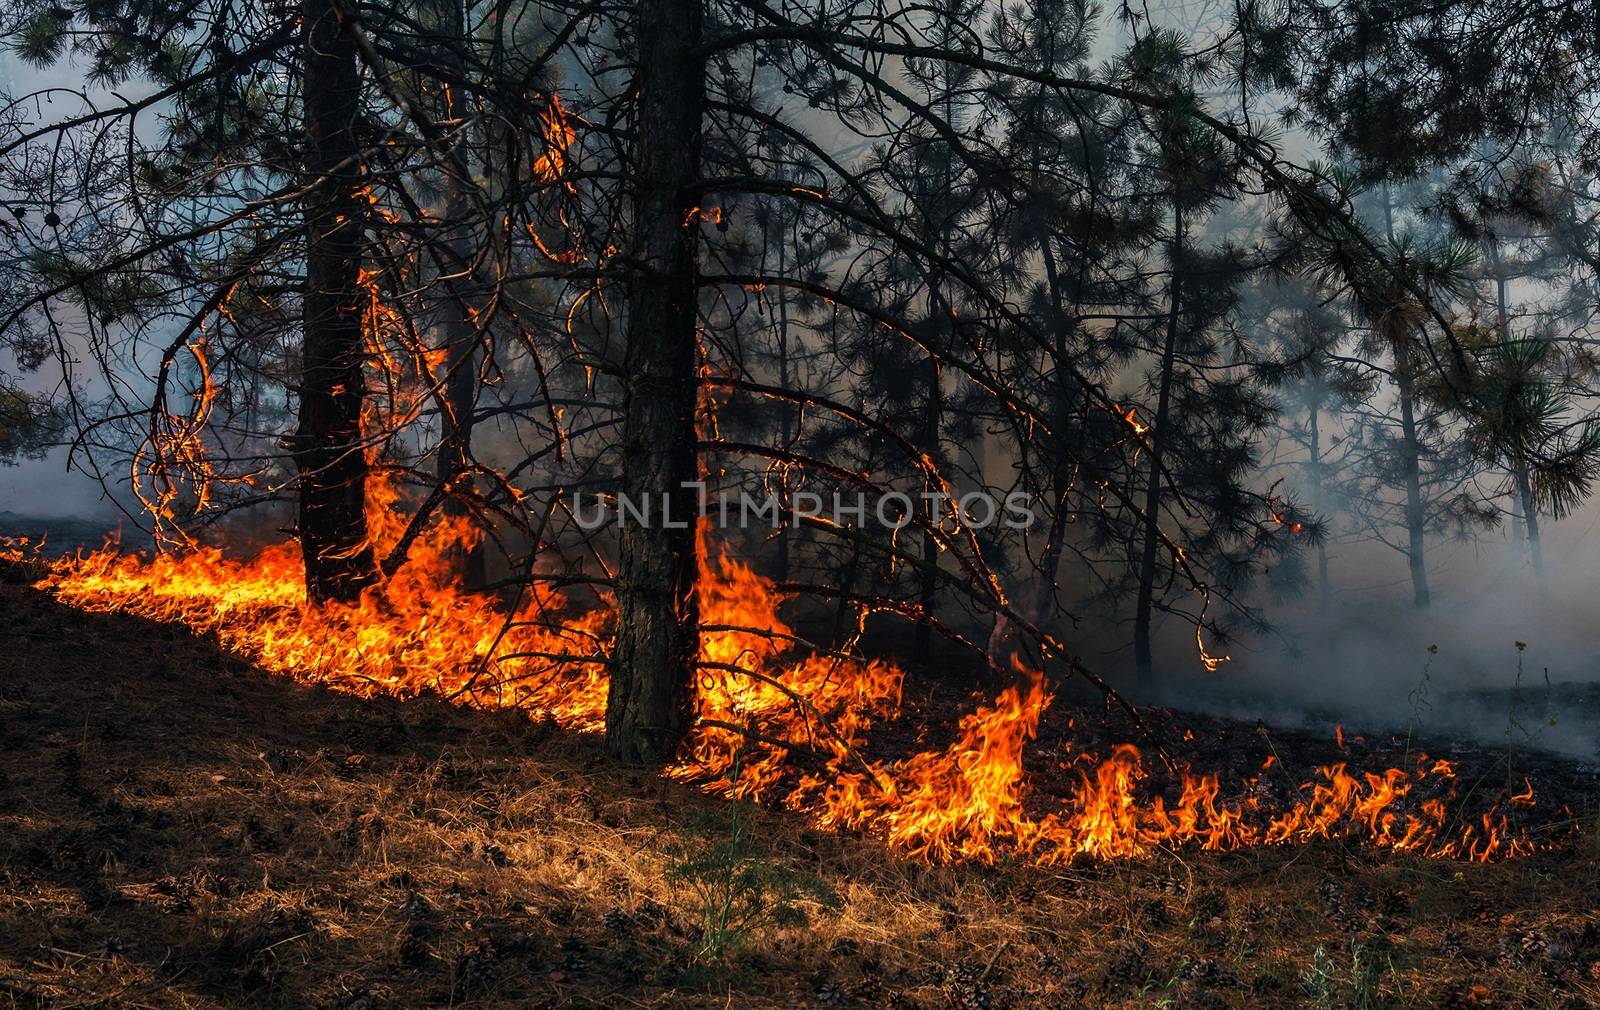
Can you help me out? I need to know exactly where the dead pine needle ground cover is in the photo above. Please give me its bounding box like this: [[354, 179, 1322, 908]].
[[3, 582, 1600, 1010]]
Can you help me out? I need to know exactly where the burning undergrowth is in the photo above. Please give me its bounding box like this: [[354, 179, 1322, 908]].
[[6, 586, 1599, 1010], [0, 507, 1578, 866]]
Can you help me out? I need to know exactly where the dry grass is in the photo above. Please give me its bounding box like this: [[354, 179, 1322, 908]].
[[2, 581, 1600, 1009]]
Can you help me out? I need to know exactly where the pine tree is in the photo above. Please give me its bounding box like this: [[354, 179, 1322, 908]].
[[294, 0, 380, 603], [604, 0, 705, 764]]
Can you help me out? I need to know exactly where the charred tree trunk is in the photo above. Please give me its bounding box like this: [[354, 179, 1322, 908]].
[[992, 233, 1076, 686], [1308, 398, 1331, 611], [434, 227, 486, 589], [295, 0, 378, 604], [912, 353, 942, 667], [832, 534, 864, 648], [1494, 265, 1543, 573], [1394, 355, 1432, 608], [773, 219, 794, 582], [1134, 206, 1184, 689], [1514, 456, 1543, 573], [1380, 187, 1429, 609], [430, 0, 486, 590], [1037, 234, 1082, 599], [605, 0, 704, 765], [912, 45, 961, 669]]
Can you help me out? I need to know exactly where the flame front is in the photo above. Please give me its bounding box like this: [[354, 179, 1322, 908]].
[[11, 515, 1537, 865]]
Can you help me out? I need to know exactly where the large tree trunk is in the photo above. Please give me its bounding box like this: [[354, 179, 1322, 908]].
[[1134, 206, 1184, 689], [605, 0, 704, 765], [295, 0, 378, 605]]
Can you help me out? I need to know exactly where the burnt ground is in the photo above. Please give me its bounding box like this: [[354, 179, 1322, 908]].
[[3, 579, 1600, 1009], [0, 514, 150, 556]]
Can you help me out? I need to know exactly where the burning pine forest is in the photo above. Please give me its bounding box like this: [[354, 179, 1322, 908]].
[[2, 0, 1600, 1007]]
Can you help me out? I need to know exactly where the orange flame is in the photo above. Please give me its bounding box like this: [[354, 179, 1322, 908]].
[[533, 96, 577, 185], [14, 491, 1540, 866]]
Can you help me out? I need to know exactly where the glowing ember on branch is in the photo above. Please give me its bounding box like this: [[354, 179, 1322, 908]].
[[10, 502, 1540, 866]]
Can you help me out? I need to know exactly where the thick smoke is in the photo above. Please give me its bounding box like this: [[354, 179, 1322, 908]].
[[1159, 517, 1600, 758]]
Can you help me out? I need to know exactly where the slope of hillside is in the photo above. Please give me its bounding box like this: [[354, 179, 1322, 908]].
[[2, 581, 1599, 1009]]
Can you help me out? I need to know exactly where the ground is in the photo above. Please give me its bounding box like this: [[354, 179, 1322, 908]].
[[2, 579, 1599, 1010]]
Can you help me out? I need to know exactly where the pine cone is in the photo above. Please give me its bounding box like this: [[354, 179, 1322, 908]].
[[1154, 873, 1188, 897], [1192, 889, 1228, 922], [1315, 877, 1343, 909], [941, 962, 992, 1010], [1036, 950, 1065, 978], [400, 892, 434, 920], [1104, 942, 1148, 987], [1185, 958, 1230, 987], [1140, 897, 1171, 926], [397, 932, 430, 967], [479, 841, 509, 867], [325, 988, 377, 1010], [1497, 930, 1540, 967], [852, 974, 884, 1000], [1381, 887, 1410, 917], [452, 945, 497, 997], [151, 874, 193, 914]]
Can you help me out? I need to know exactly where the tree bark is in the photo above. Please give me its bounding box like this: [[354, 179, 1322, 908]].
[[1494, 263, 1543, 572], [1514, 458, 1543, 572], [832, 534, 864, 648], [912, 353, 942, 667], [1395, 355, 1432, 608], [434, 212, 486, 588], [773, 218, 793, 582], [995, 232, 1075, 687], [1380, 186, 1429, 609], [1134, 205, 1184, 689], [912, 45, 963, 669], [430, 0, 486, 590], [295, 0, 379, 605], [605, 0, 704, 765], [1308, 397, 1331, 611]]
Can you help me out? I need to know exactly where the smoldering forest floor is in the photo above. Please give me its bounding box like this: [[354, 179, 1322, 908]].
[[3, 583, 1600, 1010]]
